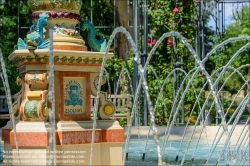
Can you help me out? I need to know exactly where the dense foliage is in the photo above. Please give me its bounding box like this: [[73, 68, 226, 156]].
[[208, 5, 250, 85], [104, 0, 205, 125], [0, 0, 30, 94], [206, 5, 250, 123]]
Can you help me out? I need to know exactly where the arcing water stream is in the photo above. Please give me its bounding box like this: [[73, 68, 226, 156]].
[[88, 27, 249, 165]]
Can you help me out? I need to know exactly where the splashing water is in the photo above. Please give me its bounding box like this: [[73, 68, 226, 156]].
[[88, 28, 249, 165], [48, 29, 56, 166]]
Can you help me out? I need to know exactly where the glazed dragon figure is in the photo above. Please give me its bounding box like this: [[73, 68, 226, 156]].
[[14, 12, 50, 50], [80, 20, 107, 52]]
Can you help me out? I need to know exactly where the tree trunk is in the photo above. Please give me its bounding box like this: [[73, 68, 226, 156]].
[[111, 0, 132, 60]]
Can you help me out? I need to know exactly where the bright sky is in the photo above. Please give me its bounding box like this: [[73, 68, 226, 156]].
[[208, 2, 250, 30], [208, 3, 234, 30]]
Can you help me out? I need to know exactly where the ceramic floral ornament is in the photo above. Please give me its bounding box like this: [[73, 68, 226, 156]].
[[52, 19, 108, 52], [53, 23, 79, 37]]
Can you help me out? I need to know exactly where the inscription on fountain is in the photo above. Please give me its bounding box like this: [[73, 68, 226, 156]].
[[63, 77, 86, 116]]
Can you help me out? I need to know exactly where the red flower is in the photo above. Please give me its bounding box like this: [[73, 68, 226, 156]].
[[201, 73, 205, 77], [167, 39, 173, 48], [151, 39, 156, 46], [148, 39, 156, 47], [167, 39, 173, 45], [173, 8, 179, 14], [185, 107, 190, 111], [148, 38, 151, 44]]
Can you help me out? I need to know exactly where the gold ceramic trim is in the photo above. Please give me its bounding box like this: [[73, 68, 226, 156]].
[[27, 93, 43, 99], [9, 49, 114, 61], [42, 107, 48, 117], [104, 104, 114, 115]]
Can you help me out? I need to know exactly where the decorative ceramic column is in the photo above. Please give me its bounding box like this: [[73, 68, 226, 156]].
[[2, 1, 124, 165]]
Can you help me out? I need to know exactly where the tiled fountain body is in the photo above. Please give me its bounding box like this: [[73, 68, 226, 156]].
[[1, 0, 125, 165], [2, 29, 124, 166]]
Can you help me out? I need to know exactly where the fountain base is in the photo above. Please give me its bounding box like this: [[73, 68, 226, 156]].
[[3, 120, 124, 165]]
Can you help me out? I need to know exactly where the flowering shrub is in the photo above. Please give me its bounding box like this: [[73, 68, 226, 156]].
[[145, 0, 201, 124]]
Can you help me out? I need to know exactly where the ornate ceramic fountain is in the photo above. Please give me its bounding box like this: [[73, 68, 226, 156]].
[[2, 0, 123, 165]]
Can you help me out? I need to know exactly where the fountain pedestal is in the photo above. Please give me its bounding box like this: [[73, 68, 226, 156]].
[[7, 121, 123, 165], [2, 49, 124, 165]]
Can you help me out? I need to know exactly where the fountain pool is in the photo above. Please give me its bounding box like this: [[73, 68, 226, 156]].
[[1, 125, 249, 165]]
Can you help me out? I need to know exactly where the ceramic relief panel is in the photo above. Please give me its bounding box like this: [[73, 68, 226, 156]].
[[63, 77, 86, 116]]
